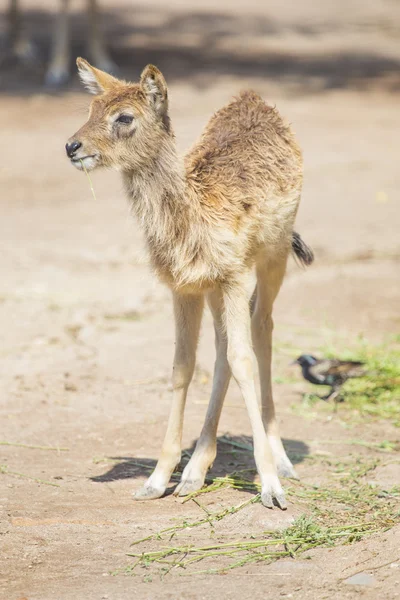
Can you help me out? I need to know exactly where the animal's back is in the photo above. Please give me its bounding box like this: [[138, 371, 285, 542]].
[[185, 91, 303, 207]]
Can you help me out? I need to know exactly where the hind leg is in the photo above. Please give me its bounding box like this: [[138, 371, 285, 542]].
[[251, 255, 298, 480], [45, 0, 71, 87], [222, 278, 286, 508], [86, 0, 117, 74], [4, 0, 38, 66]]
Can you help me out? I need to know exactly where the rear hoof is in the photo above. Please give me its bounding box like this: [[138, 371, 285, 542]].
[[133, 484, 165, 501], [277, 460, 299, 480], [273, 492, 288, 510], [174, 478, 204, 497], [261, 476, 287, 510]]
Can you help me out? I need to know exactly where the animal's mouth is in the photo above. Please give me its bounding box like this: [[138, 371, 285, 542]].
[[70, 154, 99, 171]]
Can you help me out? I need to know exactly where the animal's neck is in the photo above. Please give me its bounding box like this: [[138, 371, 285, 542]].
[[122, 138, 191, 237], [121, 138, 211, 288]]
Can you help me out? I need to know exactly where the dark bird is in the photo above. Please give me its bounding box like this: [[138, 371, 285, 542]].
[[293, 354, 366, 401]]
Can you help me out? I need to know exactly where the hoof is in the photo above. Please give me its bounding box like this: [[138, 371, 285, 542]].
[[261, 476, 287, 510], [133, 484, 165, 501], [174, 478, 204, 497], [277, 460, 299, 480]]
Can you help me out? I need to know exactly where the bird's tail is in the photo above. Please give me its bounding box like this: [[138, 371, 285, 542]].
[[291, 231, 314, 267]]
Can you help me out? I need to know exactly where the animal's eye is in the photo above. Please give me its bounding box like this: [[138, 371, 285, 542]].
[[116, 114, 134, 124]]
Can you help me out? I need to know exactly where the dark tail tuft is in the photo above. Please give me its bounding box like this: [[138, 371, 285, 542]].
[[292, 231, 314, 267]]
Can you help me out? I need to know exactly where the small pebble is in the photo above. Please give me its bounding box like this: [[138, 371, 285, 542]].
[[64, 382, 77, 392]]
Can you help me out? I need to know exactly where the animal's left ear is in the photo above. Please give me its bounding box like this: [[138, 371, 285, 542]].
[[140, 65, 168, 116]]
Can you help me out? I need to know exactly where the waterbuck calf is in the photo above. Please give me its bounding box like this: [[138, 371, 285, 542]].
[[66, 58, 313, 509]]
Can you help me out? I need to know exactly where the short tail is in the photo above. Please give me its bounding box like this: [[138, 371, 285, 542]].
[[291, 231, 314, 267]]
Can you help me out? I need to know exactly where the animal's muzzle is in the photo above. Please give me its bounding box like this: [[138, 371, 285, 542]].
[[65, 140, 82, 158]]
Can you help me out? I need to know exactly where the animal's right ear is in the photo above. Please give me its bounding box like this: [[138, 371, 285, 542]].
[[140, 64, 168, 116], [76, 57, 121, 94]]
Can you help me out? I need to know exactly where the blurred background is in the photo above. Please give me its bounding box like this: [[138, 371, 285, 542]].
[[1, 3, 400, 597]]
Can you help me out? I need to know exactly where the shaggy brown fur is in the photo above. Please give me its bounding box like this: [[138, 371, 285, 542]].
[[66, 59, 312, 509]]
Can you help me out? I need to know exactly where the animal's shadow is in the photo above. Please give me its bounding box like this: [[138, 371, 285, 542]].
[[90, 435, 309, 497]]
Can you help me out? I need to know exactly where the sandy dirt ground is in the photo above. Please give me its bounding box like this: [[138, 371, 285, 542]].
[[0, 1, 399, 599]]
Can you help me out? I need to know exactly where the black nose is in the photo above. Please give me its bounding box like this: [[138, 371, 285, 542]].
[[65, 140, 82, 158]]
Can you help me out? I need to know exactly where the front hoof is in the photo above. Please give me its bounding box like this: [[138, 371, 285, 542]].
[[133, 484, 165, 501], [174, 478, 204, 497]]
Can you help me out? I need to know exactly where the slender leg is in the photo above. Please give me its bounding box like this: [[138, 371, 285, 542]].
[[6, 0, 37, 65], [175, 288, 231, 496], [323, 387, 341, 402], [45, 0, 70, 87], [223, 278, 286, 509], [87, 0, 117, 73], [134, 292, 204, 500], [7, 0, 20, 53], [252, 257, 297, 479], [7, 0, 18, 38]]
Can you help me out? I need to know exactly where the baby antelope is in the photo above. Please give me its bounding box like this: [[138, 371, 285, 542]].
[[66, 58, 313, 509]]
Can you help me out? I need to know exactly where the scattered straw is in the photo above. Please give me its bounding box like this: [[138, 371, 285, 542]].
[[118, 455, 400, 578], [80, 160, 97, 202], [319, 439, 398, 452], [130, 495, 259, 548], [0, 464, 61, 487], [0, 441, 69, 451]]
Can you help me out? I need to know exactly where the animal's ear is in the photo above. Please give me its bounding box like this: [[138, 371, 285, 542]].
[[76, 57, 121, 94], [140, 64, 168, 116]]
